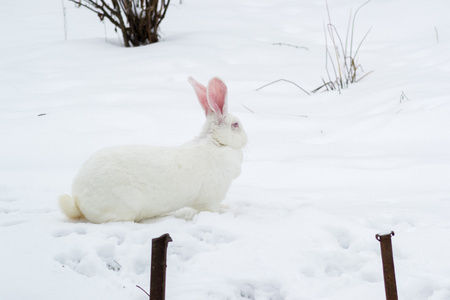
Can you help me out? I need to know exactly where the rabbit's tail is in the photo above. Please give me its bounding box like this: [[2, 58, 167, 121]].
[[59, 194, 83, 219]]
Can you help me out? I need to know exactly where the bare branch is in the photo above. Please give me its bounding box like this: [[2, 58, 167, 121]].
[[256, 79, 310, 96]]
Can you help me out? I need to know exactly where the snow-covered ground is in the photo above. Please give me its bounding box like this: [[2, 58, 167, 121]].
[[1, 0, 450, 299]]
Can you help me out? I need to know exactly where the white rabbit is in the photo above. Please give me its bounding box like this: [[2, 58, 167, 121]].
[[59, 77, 247, 223]]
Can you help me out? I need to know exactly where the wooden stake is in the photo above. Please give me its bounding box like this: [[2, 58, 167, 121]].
[[376, 231, 398, 300], [150, 233, 172, 300]]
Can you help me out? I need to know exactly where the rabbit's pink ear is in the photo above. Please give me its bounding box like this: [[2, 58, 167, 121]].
[[207, 77, 228, 123], [188, 76, 211, 116]]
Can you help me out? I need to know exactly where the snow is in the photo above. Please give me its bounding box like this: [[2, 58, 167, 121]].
[[1, 0, 450, 299]]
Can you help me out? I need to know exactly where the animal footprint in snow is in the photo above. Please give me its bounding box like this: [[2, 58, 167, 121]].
[[52, 227, 87, 237], [105, 259, 122, 272], [0, 218, 28, 227], [192, 227, 234, 245]]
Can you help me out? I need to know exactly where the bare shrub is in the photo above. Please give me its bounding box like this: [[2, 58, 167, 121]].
[[71, 0, 171, 47]]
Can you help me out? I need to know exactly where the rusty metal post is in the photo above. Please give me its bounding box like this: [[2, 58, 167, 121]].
[[150, 233, 172, 300], [376, 231, 398, 300]]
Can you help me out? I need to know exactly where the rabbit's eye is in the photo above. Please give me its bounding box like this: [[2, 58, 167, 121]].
[[232, 122, 239, 128]]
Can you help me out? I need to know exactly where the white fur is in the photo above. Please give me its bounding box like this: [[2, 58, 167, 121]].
[[59, 77, 247, 223]]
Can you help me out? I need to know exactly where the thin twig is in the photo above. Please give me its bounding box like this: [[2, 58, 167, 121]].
[[272, 43, 309, 50], [352, 26, 371, 66], [256, 79, 310, 96], [61, 0, 68, 41], [326, 2, 343, 88], [242, 104, 255, 113], [355, 70, 373, 83], [350, 0, 371, 59], [136, 285, 150, 298], [399, 91, 410, 103], [311, 82, 326, 94]]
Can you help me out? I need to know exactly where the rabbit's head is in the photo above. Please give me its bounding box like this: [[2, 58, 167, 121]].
[[189, 77, 247, 149]]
